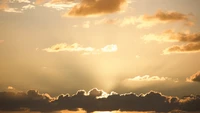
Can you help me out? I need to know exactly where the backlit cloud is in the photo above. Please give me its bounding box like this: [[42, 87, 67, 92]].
[[43, 0, 77, 10], [0, 88, 200, 112], [128, 75, 170, 81], [43, 43, 117, 54], [95, 10, 193, 28], [7, 86, 14, 90], [65, 0, 126, 17], [163, 42, 200, 54], [141, 30, 200, 54], [22, 4, 35, 10], [186, 71, 200, 82]]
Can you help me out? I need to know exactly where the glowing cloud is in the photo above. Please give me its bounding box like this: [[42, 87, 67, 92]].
[[128, 75, 169, 81], [43, 43, 95, 52], [65, 0, 126, 17], [43, 43, 117, 54], [7, 86, 14, 90], [186, 71, 200, 82], [0, 88, 200, 112], [101, 44, 118, 52]]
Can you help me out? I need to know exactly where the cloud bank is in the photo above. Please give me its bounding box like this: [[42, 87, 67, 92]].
[[0, 88, 200, 112]]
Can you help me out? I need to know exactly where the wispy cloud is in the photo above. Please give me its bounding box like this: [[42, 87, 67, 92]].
[[43, 43, 117, 54], [186, 71, 200, 83], [93, 10, 193, 28], [128, 75, 170, 81]]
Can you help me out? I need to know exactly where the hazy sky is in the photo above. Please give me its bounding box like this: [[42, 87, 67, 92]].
[[0, 0, 200, 113]]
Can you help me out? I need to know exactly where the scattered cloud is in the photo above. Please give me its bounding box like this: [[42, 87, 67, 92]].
[[43, 43, 95, 52], [9, 0, 31, 3], [0, 88, 200, 112], [163, 42, 200, 54], [141, 30, 200, 54], [43, 43, 117, 54], [186, 71, 200, 82], [128, 75, 170, 81], [101, 44, 118, 52], [43, 0, 77, 10], [4, 7, 22, 13], [142, 30, 200, 43], [95, 18, 120, 25], [94, 10, 193, 28], [65, 0, 127, 17], [22, 4, 35, 10]]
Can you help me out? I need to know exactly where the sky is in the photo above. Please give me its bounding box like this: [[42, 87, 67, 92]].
[[0, 0, 200, 113]]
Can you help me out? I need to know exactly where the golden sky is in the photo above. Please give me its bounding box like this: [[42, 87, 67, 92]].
[[0, 0, 200, 113]]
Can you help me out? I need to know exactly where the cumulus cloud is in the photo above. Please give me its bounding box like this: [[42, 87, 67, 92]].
[[0, 0, 22, 13], [186, 71, 200, 82], [65, 0, 126, 17], [0, 88, 200, 112], [43, 43, 117, 54]]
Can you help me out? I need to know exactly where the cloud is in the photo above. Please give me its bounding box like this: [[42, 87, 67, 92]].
[[4, 7, 22, 13], [9, 0, 31, 3], [7, 86, 14, 90], [101, 44, 118, 52], [137, 10, 193, 28], [22, 4, 35, 10], [95, 10, 193, 28], [0, 0, 22, 13], [65, 0, 126, 17], [43, 0, 77, 10], [0, 88, 200, 112], [43, 43, 95, 52], [128, 75, 170, 81], [163, 42, 200, 54], [141, 30, 200, 54], [142, 30, 200, 43], [43, 43, 117, 54], [186, 71, 200, 82]]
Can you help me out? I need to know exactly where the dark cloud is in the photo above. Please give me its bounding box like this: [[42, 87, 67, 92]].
[[186, 71, 200, 82], [66, 0, 126, 16], [0, 88, 200, 113]]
